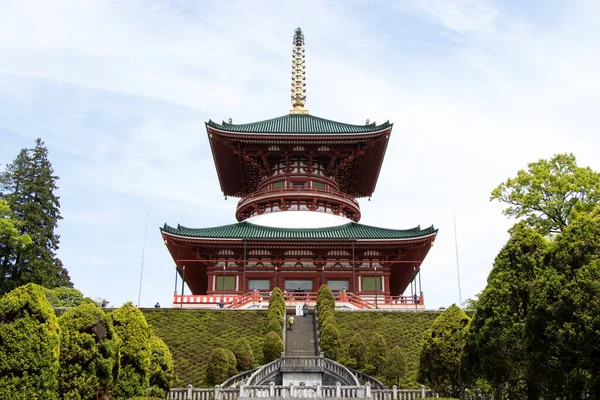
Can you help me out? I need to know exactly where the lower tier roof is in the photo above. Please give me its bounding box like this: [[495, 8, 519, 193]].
[[161, 221, 437, 240]]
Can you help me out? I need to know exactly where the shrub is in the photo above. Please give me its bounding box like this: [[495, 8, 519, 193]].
[[0, 283, 60, 400], [233, 338, 255, 370], [111, 303, 152, 399], [265, 317, 283, 337], [384, 346, 407, 387], [43, 286, 92, 307], [225, 348, 238, 377], [318, 309, 334, 329], [320, 321, 341, 361], [267, 306, 284, 322], [348, 333, 367, 369], [148, 335, 174, 399], [263, 331, 284, 362], [367, 333, 387, 376], [205, 348, 230, 385], [58, 302, 119, 400], [316, 285, 335, 314]]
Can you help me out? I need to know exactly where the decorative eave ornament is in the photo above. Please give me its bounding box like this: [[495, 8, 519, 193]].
[[290, 27, 309, 114]]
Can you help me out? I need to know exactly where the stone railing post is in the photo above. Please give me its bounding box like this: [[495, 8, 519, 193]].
[[270, 381, 275, 397], [336, 382, 341, 398], [316, 383, 322, 398], [420, 385, 426, 398], [214, 384, 221, 400], [186, 384, 193, 399], [289, 382, 294, 398], [365, 382, 371, 399], [392, 385, 398, 400]]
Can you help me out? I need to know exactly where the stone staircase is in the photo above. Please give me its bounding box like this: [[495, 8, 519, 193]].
[[285, 312, 317, 357]]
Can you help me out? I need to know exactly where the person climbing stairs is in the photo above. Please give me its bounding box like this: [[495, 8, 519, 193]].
[[285, 309, 318, 357]]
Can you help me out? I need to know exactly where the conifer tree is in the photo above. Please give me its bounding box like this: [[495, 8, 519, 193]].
[[0, 139, 71, 294]]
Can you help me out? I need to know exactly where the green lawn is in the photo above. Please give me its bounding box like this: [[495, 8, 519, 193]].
[[142, 309, 267, 387], [334, 310, 441, 388]]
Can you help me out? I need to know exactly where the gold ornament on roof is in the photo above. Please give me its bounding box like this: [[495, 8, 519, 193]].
[[290, 27, 308, 114]]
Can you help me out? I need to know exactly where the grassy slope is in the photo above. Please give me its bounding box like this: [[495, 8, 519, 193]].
[[142, 309, 267, 387], [334, 310, 441, 388]]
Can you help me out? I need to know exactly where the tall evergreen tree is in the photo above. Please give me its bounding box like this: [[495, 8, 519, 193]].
[[0, 138, 71, 294]]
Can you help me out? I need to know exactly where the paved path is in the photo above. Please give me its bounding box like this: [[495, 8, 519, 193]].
[[285, 313, 318, 357]]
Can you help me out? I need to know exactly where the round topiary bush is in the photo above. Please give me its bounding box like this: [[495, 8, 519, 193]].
[[206, 348, 230, 385], [263, 331, 284, 363], [233, 338, 255, 370], [267, 306, 284, 322], [225, 348, 238, 377], [148, 335, 174, 399], [58, 302, 119, 400], [0, 283, 60, 400], [110, 302, 152, 399], [265, 317, 283, 337]]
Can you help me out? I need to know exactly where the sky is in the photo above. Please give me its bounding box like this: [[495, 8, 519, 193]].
[[1, 0, 599, 309]]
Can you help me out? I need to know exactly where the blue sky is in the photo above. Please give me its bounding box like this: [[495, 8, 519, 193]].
[[1, 0, 599, 308]]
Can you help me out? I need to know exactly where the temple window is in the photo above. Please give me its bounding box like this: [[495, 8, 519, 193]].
[[362, 277, 381, 291]]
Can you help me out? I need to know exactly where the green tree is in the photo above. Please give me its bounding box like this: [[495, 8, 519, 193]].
[[366, 333, 387, 376], [316, 284, 335, 314], [418, 305, 470, 397], [527, 207, 600, 399], [0, 139, 71, 294], [44, 286, 92, 307], [320, 320, 341, 361], [462, 223, 547, 399], [148, 335, 174, 399], [265, 317, 283, 337], [206, 348, 231, 385], [111, 303, 152, 399], [0, 199, 31, 259], [385, 346, 407, 388], [491, 153, 600, 235], [348, 333, 367, 369], [225, 348, 238, 377], [233, 338, 255, 370], [0, 283, 60, 399], [263, 331, 284, 363], [58, 302, 120, 400]]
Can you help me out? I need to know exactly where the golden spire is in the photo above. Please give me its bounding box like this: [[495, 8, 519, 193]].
[[290, 27, 308, 114]]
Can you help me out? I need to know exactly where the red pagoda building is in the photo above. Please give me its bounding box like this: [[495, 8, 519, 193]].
[[161, 28, 437, 309]]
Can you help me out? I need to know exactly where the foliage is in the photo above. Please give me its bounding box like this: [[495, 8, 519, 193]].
[[0, 283, 60, 399], [384, 346, 407, 388], [205, 348, 231, 385], [0, 139, 71, 295], [265, 317, 283, 337], [148, 335, 174, 399], [142, 309, 266, 387], [526, 207, 600, 399], [44, 286, 92, 307], [335, 311, 439, 388], [347, 333, 367, 369], [111, 303, 152, 399], [367, 333, 387, 376], [316, 284, 335, 314], [320, 319, 341, 361], [462, 223, 547, 398], [233, 338, 255, 370], [317, 309, 334, 329], [491, 153, 600, 235], [225, 348, 238, 377], [263, 331, 284, 363], [266, 306, 283, 322], [58, 302, 119, 400], [418, 305, 470, 397], [0, 198, 31, 260]]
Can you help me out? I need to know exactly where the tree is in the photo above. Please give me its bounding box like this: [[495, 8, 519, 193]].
[[44, 286, 92, 307], [418, 305, 470, 397], [347, 333, 367, 369], [206, 348, 231, 385], [148, 335, 174, 398], [262, 331, 284, 363], [58, 302, 120, 400], [233, 338, 255, 370], [316, 284, 335, 314], [110, 303, 152, 399], [0, 283, 60, 399], [265, 317, 283, 337], [366, 333, 387, 376], [526, 207, 600, 399], [0, 139, 71, 294], [385, 346, 407, 388], [320, 320, 341, 361], [462, 223, 547, 399], [0, 198, 31, 258], [491, 153, 600, 236]]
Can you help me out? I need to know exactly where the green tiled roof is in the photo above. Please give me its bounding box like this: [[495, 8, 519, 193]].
[[206, 114, 391, 134], [161, 221, 436, 240]]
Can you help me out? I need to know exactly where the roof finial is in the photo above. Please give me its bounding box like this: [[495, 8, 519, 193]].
[[290, 27, 308, 115]]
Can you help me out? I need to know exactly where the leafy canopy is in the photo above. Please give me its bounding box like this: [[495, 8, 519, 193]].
[[491, 153, 600, 235]]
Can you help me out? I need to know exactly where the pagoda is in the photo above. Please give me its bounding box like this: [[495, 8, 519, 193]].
[[161, 28, 437, 309]]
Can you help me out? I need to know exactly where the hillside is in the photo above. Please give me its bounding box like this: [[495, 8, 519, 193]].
[[335, 310, 441, 388], [142, 309, 268, 387]]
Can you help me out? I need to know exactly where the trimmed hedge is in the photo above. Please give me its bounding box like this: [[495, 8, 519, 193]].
[[265, 317, 283, 337], [233, 338, 254, 370], [0, 283, 60, 400], [148, 335, 175, 398], [143, 309, 267, 387], [206, 348, 231, 385], [263, 331, 284, 362]]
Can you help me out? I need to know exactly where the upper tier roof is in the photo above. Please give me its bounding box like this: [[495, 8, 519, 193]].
[[207, 114, 391, 135], [161, 221, 437, 240]]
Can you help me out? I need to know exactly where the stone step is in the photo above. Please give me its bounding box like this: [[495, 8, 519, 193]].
[[285, 314, 318, 357]]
